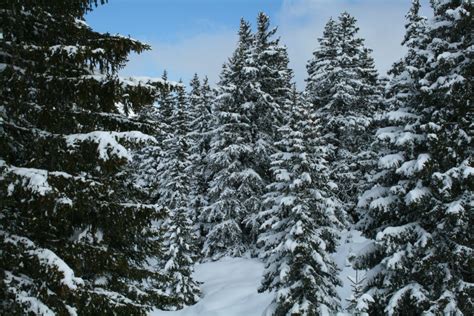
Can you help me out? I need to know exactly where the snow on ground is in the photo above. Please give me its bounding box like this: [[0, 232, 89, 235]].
[[151, 257, 273, 316], [151, 230, 370, 316]]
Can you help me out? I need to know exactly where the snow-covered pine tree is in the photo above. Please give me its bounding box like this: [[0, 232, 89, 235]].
[[200, 19, 261, 259], [199, 76, 216, 155], [0, 1, 172, 314], [187, 74, 214, 245], [305, 13, 381, 222], [305, 17, 339, 109], [187, 73, 203, 230], [258, 88, 343, 315], [251, 12, 290, 142], [385, 0, 430, 115], [132, 76, 173, 201], [161, 207, 201, 309], [157, 70, 176, 139], [200, 76, 216, 114], [243, 12, 294, 243], [157, 83, 201, 308], [355, 0, 473, 314], [131, 135, 163, 206], [132, 71, 179, 205], [132, 77, 178, 206]]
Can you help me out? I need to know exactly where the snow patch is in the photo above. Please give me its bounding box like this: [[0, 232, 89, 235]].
[[7, 164, 52, 195], [149, 241, 368, 316], [150, 257, 273, 316], [65, 131, 156, 161], [396, 154, 430, 176], [405, 184, 430, 205], [379, 153, 404, 169], [31, 248, 85, 290]]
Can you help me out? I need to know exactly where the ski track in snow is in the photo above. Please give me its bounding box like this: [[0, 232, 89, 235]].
[[151, 230, 370, 316]]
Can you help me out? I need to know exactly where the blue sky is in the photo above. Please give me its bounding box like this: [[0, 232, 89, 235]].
[[86, 0, 432, 87]]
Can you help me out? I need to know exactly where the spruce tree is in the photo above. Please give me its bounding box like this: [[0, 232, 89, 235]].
[[133, 75, 178, 206], [200, 19, 260, 259], [132, 71, 176, 207], [157, 70, 176, 139], [201, 14, 295, 259], [305, 17, 339, 109], [385, 0, 429, 114], [258, 90, 343, 315], [158, 84, 201, 308], [305, 13, 381, 222], [243, 12, 295, 243], [251, 12, 289, 143], [0, 1, 172, 314], [355, 0, 473, 314], [187, 74, 214, 245]]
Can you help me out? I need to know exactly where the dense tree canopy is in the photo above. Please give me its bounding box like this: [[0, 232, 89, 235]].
[[1, 1, 471, 315]]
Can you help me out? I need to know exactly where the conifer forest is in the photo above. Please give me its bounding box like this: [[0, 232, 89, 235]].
[[0, 0, 472, 315]]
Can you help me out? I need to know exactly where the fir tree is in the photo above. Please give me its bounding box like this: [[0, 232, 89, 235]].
[[132, 73, 175, 205], [133, 75, 178, 206], [305, 13, 381, 222], [0, 0, 171, 314], [251, 12, 289, 141], [157, 70, 176, 139], [355, 1, 473, 314], [130, 72, 174, 207], [243, 12, 294, 243], [187, 74, 214, 245], [385, 0, 430, 114], [201, 14, 295, 259], [200, 19, 260, 259], [161, 208, 201, 309], [305, 17, 339, 109], [157, 83, 201, 308], [258, 90, 343, 315]]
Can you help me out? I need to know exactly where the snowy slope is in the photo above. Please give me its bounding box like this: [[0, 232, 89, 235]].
[[151, 230, 370, 316], [151, 257, 273, 316]]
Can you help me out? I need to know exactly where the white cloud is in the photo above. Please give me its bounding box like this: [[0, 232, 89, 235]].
[[277, 0, 419, 87], [122, 0, 432, 88], [122, 31, 237, 85]]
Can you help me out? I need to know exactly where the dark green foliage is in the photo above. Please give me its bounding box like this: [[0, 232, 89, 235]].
[[258, 90, 343, 315], [187, 74, 214, 247], [305, 12, 382, 223], [200, 19, 257, 259], [157, 84, 201, 308], [0, 0, 171, 313], [201, 13, 295, 260], [355, 1, 473, 314]]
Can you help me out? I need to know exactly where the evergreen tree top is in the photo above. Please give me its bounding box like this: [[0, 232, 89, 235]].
[[255, 12, 278, 48], [309, 17, 338, 63], [338, 12, 361, 36], [202, 75, 210, 87], [322, 17, 338, 39], [190, 73, 201, 92], [238, 18, 253, 48], [162, 70, 169, 81], [406, 0, 422, 23], [403, 0, 428, 47]]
